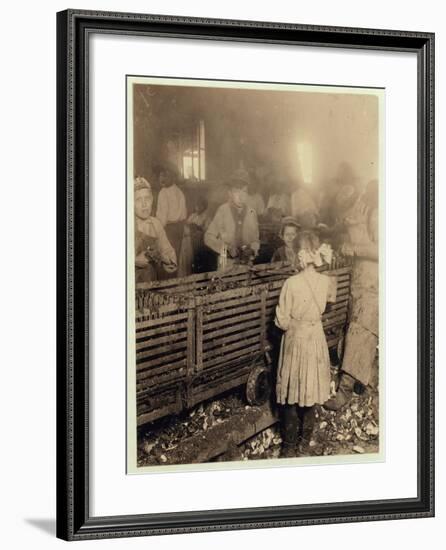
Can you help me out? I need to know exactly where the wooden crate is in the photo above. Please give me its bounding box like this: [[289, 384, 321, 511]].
[[134, 257, 352, 425]]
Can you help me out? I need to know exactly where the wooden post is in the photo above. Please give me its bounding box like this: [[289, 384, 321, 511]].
[[195, 297, 203, 372], [184, 302, 196, 408], [260, 288, 267, 353], [186, 303, 195, 377]]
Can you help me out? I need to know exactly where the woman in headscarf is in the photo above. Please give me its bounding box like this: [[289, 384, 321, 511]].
[[134, 177, 177, 283]]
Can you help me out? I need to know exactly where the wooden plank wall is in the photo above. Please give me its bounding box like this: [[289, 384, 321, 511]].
[[135, 259, 352, 424]]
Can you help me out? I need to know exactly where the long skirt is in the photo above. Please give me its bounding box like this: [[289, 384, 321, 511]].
[[276, 319, 331, 406], [342, 287, 379, 386]]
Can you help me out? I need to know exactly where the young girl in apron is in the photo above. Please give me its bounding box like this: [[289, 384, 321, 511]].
[[275, 230, 336, 457]]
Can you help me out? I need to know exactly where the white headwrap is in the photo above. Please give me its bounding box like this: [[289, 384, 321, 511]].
[[298, 242, 333, 268], [134, 176, 152, 193]]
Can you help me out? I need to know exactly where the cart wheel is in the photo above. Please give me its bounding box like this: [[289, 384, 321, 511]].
[[246, 365, 271, 406]]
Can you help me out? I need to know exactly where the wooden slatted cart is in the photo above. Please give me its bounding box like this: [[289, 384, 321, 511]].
[[135, 258, 352, 426]]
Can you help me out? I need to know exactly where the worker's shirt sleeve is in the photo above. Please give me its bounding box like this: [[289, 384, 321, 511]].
[[204, 207, 224, 254]]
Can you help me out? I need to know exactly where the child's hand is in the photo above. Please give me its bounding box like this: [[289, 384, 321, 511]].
[[228, 246, 239, 259], [135, 251, 149, 267], [164, 262, 177, 273]]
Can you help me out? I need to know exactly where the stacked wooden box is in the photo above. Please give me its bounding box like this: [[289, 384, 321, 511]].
[[135, 258, 352, 426]]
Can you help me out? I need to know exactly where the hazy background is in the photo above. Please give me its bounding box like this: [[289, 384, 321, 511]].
[[133, 83, 379, 195]]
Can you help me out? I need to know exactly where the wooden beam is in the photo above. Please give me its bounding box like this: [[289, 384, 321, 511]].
[[143, 402, 278, 465]]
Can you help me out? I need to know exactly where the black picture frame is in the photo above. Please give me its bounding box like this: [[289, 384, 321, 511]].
[[56, 9, 435, 541]]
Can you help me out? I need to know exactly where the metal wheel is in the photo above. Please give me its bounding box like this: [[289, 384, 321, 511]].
[[246, 364, 271, 406]]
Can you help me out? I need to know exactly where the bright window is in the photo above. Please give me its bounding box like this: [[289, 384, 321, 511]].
[[181, 120, 206, 181]]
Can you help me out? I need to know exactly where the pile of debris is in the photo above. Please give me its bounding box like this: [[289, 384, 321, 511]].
[[137, 392, 248, 466], [137, 385, 379, 467], [239, 391, 379, 460]]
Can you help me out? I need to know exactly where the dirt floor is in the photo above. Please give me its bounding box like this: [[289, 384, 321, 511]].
[[137, 379, 379, 467], [238, 391, 379, 461]]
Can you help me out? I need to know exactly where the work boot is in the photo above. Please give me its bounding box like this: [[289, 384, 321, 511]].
[[297, 406, 316, 455], [323, 372, 357, 411], [280, 443, 297, 458], [280, 404, 300, 458]]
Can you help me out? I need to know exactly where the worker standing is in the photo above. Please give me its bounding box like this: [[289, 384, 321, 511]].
[[204, 169, 260, 269], [155, 163, 187, 270]]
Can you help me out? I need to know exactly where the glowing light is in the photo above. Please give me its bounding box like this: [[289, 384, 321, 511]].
[[297, 141, 313, 185]]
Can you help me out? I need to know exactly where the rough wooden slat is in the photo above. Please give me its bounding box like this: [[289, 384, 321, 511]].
[[136, 311, 188, 329], [137, 383, 180, 406], [133, 260, 352, 424], [203, 326, 262, 351], [136, 271, 209, 292], [203, 343, 262, 370], [188, 373, 251, 408], [196, 305, 203, 371], [201, 285, 264, 305], [203, 292, 261, 310], [203, 335, 260, 361], [136, 363, 187, 389], [203, 311, 261, 333], [203, 317, 262, 341], [137, 399, 183, 426], [260, 290, 267, 352], [136, 320, 188, 340], [329, 298, 350, 309], [137, 380, 184, 402], [335, 287, 351, 299], [135, 332, 188, 351], [192, 358, 255, 388], [137, 350, 186, 371], [136, 262, 298, 296], [203, 300, 261, 323], [187, 307, 195, 377], [136, 340, 187, 361], [135, 301, 186, 317], [265, 292, 279, 302], [328, 266, 352, 276], [323, 313, 348, 329]]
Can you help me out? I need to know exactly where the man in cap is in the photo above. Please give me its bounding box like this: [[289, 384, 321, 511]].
[[204, 168, 260, 268], [134, 176, 177, 283]]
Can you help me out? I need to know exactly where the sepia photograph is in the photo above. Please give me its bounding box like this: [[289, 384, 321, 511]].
[[126, 77, 383, 472]]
